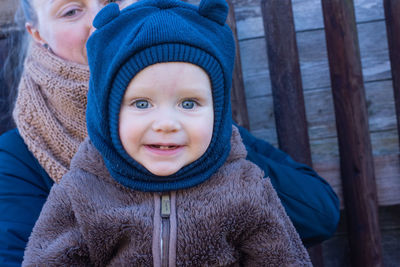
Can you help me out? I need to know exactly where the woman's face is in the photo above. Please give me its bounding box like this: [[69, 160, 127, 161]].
[[26, 0, 137, 64]]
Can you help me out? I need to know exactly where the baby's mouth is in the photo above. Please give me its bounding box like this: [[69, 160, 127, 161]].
[[147, 145, 180, 150]]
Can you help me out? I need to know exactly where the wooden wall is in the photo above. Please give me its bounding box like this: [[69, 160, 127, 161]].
[[0, 0, 19, 134], [188, 0, 400, 205], [322, 205, 400, 266], [188, 0, 400, 265], [231, 0, 400, 207]]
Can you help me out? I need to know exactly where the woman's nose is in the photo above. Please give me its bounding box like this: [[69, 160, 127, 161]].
[[88, 3, 103, 34], [89, 24, 96, 36]]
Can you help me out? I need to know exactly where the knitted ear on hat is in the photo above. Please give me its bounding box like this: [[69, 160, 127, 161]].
[[199, 0, 229, 25], [92, 3, 120, 29]]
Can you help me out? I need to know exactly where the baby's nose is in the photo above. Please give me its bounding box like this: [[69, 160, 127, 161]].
[[151, 113, 182, 133]]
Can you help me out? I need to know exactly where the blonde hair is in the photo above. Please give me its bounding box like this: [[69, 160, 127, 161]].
[[0, 0, 34, 132]]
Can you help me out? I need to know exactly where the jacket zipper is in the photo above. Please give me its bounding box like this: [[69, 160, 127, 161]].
[[161, 193, 171, 267]]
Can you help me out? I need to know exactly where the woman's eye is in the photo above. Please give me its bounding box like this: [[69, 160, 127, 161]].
[[181, 100, 196, 109], [63, 9, 78, 17], [133, 100, 150, 109]]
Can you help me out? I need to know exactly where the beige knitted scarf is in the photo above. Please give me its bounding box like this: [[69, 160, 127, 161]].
[[13, 43, 90, 183]]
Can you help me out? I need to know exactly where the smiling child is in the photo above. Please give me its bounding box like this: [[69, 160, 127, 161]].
[[22, 0, 312, 265]]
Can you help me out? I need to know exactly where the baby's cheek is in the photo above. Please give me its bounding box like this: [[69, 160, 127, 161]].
[[194, 123, 213, 152]]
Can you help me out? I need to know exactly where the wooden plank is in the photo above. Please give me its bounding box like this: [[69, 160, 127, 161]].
[[247, 130, 400, 207], [251, 127, 398, 168], [321, 0, 383, 265], [260, 1, 323, 266], [322, 206, 400, 267], [315, 153, 400, 208], [0, 36, 15, 134], [251, 123, 398, 164], [383, 0, 400, 150], [233, 0, 385, 40], [239, 20, 390, 98], [305, 80, 396, 140], [0, 0, 19, 28], [260, 0, 312, 166], [0, 0, 24, 134], [299, 21, 390, 88], [0, 29, 22, 134], [226, 0, 250, 129], [310, 129, 398, 163], [247, 79, 397, 145]]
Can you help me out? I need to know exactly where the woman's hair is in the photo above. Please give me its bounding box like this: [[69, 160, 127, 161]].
[[20, 0, 38, 25], [0, 0, 35, 133]]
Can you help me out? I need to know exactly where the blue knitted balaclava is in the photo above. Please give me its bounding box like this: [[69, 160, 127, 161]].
[[86, 0, 235, 192]]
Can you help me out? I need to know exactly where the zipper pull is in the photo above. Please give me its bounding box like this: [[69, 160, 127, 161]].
[[161, 194, 170, 218]]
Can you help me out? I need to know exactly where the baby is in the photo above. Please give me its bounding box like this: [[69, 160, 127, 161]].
[[23, 0, 311, 266]]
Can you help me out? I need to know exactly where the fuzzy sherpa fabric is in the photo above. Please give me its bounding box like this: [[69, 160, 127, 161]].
[[22, 127, 311, 266], [85, 0, 235, 192], [13, 43, 90, 183]]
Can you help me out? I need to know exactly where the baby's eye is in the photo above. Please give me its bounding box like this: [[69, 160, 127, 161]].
[[133, 100, 151, 109], [181, 100, 197, 109]]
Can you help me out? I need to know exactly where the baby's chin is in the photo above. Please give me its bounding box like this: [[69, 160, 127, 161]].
[[146, 165, 184, 177], [144, 161, 196, 177]]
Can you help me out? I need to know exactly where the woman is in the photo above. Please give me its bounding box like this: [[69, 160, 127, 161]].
[[0, 0, 339, 266]]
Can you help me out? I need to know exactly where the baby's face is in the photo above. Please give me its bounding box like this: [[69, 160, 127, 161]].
[[119, 62, 214, 176]]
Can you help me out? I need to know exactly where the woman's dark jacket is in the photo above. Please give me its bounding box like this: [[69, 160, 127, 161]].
[[0, 127, 340, 267]]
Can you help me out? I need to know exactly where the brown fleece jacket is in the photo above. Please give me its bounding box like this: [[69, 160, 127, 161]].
[[23, 128, 311, 266]]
